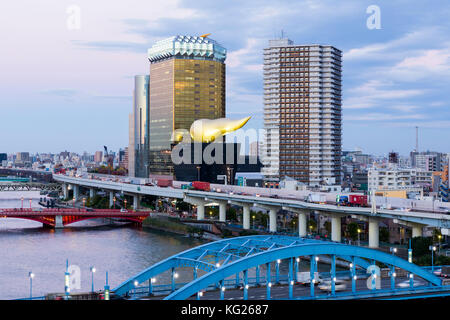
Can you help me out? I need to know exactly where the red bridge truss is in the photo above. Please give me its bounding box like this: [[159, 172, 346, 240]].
[[0, 208, 150, 227]]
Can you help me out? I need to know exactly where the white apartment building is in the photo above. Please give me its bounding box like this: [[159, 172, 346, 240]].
[[368, 167, 433, 192], [262, 38, 342, 186]]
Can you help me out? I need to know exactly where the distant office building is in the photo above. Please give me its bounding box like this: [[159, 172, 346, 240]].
[[262, 38, 342, 186], [389, 151, 399, 164], [94, 151, 103, 163], [352, 171, 368, 191], [129, 75, 149, 177], [368, 167, 432, 193], [0, 153, 6, 164], [15, 152, 30, 163], [410, 151, 442, 171], [119, 147, 128, 169], [130, 35, 227, 177]]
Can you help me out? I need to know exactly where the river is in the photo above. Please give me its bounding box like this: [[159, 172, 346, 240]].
[[0, 191, 336, 300], [0, 191, 205, 299]]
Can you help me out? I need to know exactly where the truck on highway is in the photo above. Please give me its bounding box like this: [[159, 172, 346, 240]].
[[130, 178, 147, 185], [156, 179, 173, 187], [192, 181, 211, 192], [307, 194, 326, 204], [349, 194, 368, 207], [297, 271, 323, 286]]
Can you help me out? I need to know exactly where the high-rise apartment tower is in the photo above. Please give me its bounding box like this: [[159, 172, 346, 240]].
[[262, 38, 342, 186]]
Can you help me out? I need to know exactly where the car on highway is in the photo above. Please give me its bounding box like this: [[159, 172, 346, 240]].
[[318, 279, 348, 292], [397, 279, 426, 288]]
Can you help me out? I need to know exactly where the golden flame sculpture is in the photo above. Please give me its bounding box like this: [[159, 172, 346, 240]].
[[185, 116, 251, 143]]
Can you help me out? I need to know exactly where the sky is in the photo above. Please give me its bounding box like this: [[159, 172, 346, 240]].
[[1, 0, 449, 156]]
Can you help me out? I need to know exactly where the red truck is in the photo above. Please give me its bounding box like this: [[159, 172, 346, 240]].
[[156, 179, 173, 187], [192, 181, 210, 192], [349, 195, 368, 207]]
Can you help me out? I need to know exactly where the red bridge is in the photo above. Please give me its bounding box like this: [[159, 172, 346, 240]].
[[0, 208, 150, 228]]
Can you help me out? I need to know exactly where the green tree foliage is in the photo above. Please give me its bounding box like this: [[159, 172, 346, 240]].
[[346, 222, 359, 241], [379, 227, 389, 243], [227, 207, 237, 222], [411, 236, 433, 257]]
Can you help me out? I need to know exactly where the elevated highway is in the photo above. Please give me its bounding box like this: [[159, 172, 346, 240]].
[[52, 174, 450, 248]]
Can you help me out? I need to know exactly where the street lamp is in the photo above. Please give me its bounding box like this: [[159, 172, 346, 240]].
[[29, 199, 32, 209], [390, 247, 397, 255], [28, 272, 34, 299], [252, 215, 255, 229], [82, 198, 86, 208], [113, 197, 116, 209], [429, 245, 437, 272], [21, 197, 24, 210], [90, 267, 96, 292], [124, 199, 127, 209], [196, 166, 201, 181], [438, 235, 442, 254], [357, 228, 361, 246]]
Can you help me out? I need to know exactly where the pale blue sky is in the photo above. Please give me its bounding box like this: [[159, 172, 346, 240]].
[[1, 0, 449, 156]]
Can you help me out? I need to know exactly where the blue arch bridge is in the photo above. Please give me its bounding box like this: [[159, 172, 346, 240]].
[[112, 236, 450, 300]]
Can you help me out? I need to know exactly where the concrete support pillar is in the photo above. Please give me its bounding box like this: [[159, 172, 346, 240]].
[[412, 224, 423, 238], [218, 202, 227, 222], [133, 195, 140, 210], [109, 192, 114, 208], [269, 209, 277, 233], [243, 205, 250, 230], [331, 214, 342, 243], [298, 211, 307, 237], [284, 207, 308, 237], [73, 185, 79, 201], [197, 204, 205, 220], [368, 217, 379, 248], [55, 215, 63, 229], [89, 188, 95, 198], [62, 183, 68, 199], [184, 196, 207, 221]]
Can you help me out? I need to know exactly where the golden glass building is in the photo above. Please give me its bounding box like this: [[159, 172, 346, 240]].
[[130, 35, 227, 177]]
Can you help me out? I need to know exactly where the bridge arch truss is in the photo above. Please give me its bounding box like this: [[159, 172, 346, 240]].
[[113, 235, 445, 300]]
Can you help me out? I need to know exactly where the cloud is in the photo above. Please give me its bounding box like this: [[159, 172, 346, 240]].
[[345, 113, 426, 122], [343, 80, 425, 110]]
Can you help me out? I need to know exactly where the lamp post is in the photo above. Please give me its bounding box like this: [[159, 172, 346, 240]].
[[90, 267, 96, 292], [82, 198, 86, 208], [357, 228, 361, 246], [28, 272, 34, 299], [252, 215, 255, 229], [196, 166, 201, 181], [29, 199, 32, 209], [429, 245, 437, 272], [124, 199, 127, 209], [21, 197, 24, 210], [390, 247, 397, 256], [438, 235, 442, 254]]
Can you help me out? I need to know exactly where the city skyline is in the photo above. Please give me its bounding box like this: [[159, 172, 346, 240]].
[[1, 0, 450, 155]]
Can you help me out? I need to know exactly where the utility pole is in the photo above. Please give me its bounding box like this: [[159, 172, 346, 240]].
[[415, 126, 419, 152]]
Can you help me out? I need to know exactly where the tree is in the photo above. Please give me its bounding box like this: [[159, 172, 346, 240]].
[[411, 236, 432, 257], [379, 227, 389, 243], [227, 207, 237, 222], [346, 222, 359, 241]]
